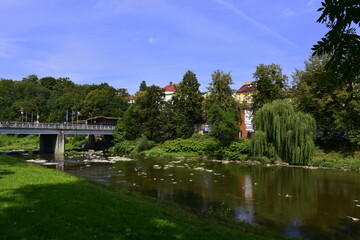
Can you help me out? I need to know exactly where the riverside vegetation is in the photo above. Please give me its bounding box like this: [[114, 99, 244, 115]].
[[0, 155, 292, 240]]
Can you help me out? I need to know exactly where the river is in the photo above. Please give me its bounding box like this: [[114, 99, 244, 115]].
[[27, 154, 360, 240]]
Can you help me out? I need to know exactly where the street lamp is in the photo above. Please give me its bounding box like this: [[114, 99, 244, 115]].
[[20, 107, 24, 123]]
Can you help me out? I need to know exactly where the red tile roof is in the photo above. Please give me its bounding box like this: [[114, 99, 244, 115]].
[[236, 81, 257, 93], [163, 82, 178, 92]]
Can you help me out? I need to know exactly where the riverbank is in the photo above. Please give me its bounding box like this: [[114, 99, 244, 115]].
[[0, 155, 291, 240], [141, 147, 360, 171]]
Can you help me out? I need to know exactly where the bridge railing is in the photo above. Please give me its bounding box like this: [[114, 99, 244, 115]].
[[0, 122, 116, 131]]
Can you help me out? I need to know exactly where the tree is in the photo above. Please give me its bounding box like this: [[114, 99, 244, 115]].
[[293, 54, 360, 144], [312, 0, 360, 83], [126, 85, 165, 142], [204, 70, 240, 141], [205, 70, 238, 110], [172, 70, 204, 138], [250, 100, 316, 165], [139, 81, 148, 91], [39, 77, 57, 90], [82, 88, 129, 118], [293, 55, 342, 135], [207, 104, 239, 142], [252, 64, 288, 112]]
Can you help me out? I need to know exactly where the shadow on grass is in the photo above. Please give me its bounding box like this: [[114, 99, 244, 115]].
[[0, 169, 15, 179], [0, 178, 283, 240]]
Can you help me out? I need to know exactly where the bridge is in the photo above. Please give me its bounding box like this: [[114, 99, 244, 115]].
[[0, 122, 115, 155]]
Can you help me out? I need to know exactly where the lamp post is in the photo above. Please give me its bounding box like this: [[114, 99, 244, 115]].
[[20, 107, 24, 123]]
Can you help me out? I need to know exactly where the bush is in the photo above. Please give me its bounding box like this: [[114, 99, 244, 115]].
[[69, 135, 88, 148], [113, 135, 155, 155], [162, 135, 218, 155], [113, 140, 136, 155], [223, 138, 249, 160], [161, 135, 250, 160], [135, 135, 155, 152]]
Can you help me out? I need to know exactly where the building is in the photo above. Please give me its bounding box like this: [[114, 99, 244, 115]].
[[236, 81, 257, 138], [162, 82, 178, 101], [86, 116, 121, 126], [236, 81, 256, 103]]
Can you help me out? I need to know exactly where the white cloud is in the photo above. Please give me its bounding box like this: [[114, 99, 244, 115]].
[[148, 37, 159, 45], [283, 8, 294, 17]]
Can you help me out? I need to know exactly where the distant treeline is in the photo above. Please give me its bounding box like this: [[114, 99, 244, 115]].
[[0, 75, 129, 123]]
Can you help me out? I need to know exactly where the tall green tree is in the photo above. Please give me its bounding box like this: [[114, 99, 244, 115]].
[[204, 70, 240, 140], [172, 70, 204, 138], [252, 64, 288, 112], [250, 100, 316, 165], [139, 81, 148, 91], [124, 85, 165, 142], [204, 70, 237, 110], [82, 88, 129, 118], [293, 55, 360, 144]]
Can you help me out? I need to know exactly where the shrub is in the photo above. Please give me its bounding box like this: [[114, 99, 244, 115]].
[[162, 135, 218, 155], [113, 140, 136, 155], [135, 135, 155, 152], [223, 138, 250, 160], [161, 135, 250, 160]]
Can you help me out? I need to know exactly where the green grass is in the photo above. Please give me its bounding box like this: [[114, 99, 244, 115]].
[[310, 149, 360, 170], [0, 134, 39, 151], [0, 155, 290, 240], [142, 147, 199, 158]]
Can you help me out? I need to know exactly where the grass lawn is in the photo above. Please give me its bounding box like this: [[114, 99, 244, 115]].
[[0, 134, 39, 151], [0, 156, 290, 240]]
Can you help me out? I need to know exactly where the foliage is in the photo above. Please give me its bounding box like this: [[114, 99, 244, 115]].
[[129, 85, 165, 142], [293, 55, 360, 144], [0, 75, 130, 122], [206, 104, 239, 141], [311, 148, 360, 170], [162, 135, 219, 155], [139, 80, 148, 91], [172, 70, 204, 138], [250, 100, 316, 165], [112, 140, 136, 155], [204, 70, 240, 141], [204, 70, 239, 111], [135, 135, 155, 152], [252, 64, 288, 112], [312, 0, 360, 82], [67, 135, 87, 148], [222, 138, 250, 160], [161, 135, 249, 160], [81, 87, 129, 118]]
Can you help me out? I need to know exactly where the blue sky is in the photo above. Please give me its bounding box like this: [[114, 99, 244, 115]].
[[0, 0, 327, 93]]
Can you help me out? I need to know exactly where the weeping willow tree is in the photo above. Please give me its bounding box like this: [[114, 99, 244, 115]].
[[250, 100, 316, 165]]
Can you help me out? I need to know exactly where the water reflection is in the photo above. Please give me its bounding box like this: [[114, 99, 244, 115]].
[[30, 154, 360, 240]]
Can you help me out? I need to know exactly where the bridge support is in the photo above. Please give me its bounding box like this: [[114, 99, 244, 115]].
[[87, 134, 95, 149], [40, 134, 65, 155]]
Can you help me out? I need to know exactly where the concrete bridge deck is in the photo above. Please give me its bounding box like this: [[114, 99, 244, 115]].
[[0, 122, 116, 154], [0, 122, 115, 135]]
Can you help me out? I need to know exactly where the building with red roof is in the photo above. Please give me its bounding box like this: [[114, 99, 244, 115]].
[[162, 82, 178, 101]]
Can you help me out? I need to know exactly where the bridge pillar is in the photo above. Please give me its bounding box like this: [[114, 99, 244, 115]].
[[87, 134, 95, 149], [40, 134, 65, 154]]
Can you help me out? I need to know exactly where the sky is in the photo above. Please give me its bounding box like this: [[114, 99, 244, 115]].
[[0, 0, 328, 93]]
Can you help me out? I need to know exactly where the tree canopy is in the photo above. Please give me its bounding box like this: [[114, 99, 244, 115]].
[[251, 64, 288, 112], [312, 0, 360, 82], [250, 100, 316, 165]]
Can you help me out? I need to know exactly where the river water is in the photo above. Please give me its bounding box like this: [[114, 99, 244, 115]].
[[29, 154, 360, 240]]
